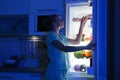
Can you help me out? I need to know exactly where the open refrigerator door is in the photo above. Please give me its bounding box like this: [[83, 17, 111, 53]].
[[66, 1, 95, 79]]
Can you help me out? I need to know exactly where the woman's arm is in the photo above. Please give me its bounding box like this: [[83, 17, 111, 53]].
[[51, 40, 93, 52], [67, 16, 89, 45]]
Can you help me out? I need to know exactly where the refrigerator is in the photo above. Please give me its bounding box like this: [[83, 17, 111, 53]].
[[65, 1, 95, 80]]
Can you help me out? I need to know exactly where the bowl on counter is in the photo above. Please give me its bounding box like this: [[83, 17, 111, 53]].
[[4, 59, 16, 64], [3, 55, 20, 68]]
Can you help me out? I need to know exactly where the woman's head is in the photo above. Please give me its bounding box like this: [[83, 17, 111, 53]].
[[47, 14, 64, 30]]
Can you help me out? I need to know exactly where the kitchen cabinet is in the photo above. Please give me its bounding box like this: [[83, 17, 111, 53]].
[[0, 72, 41, 80], [22, 73, 41, 80], [30, 73, 41, 80], [0, 0, 64, 14], [29, 0, 64, 13], [0, 0, 64, 36], [0, 0, 29, 15], [0, 72, 22, 80], [0, 15, 29, 36]]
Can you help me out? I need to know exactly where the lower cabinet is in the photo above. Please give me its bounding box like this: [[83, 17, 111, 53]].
[[0, 72, 41, 80], [30, 74, 41, 80], [0, 72, 22, 80]]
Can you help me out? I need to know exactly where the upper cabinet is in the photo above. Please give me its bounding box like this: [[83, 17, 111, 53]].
[[0, 15, 29, 36], [29, 0, 64, 13], [0, 0, 64, 15], [0, 0, 29, 15], [0, 0, 65, 36]]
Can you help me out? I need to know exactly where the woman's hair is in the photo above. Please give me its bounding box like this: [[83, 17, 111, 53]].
[[49, 14, 58, 22], [46, 14, 59, 30]]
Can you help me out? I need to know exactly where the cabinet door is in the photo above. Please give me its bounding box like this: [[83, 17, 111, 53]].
[[0, 0, 28, 15], [30, 74, 41, 80], [22, 73, 31, 80], [0, 76, 14, 80], [0, 72, 14, 80], [0, 15, 29, 35], [29, 0, 64, 13], [0, 72, 35, 80]]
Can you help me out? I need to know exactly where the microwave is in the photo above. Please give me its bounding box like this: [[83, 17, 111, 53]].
[[29, 11, 64, 36]]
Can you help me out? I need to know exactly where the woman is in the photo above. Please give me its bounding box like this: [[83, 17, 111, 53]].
[[45, 14, 93, 80]]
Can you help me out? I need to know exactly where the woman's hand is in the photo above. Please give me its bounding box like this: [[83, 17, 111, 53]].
[[80, 16, 88, 30]]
